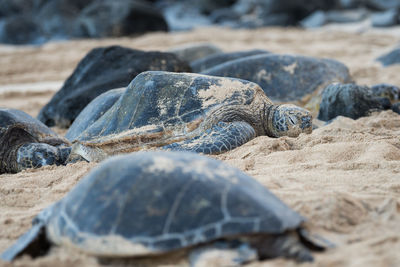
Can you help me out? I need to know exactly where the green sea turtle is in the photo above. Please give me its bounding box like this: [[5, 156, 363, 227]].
[[190, 49, 270, 72], [0, 108, 71, 173], [201, 54, 352, 111], [168, 43, 223, 63], [67, 71, 312, 162], [1, 151, 328, 263], [65, 87, 125, 141]]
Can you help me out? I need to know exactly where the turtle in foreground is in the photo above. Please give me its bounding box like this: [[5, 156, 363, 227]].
[[1, 151, 329, 264], [0, 108, 71, 174], [68, 71, 312, 162]]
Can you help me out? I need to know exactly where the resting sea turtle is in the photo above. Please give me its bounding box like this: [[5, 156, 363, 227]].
[[190, 49, 270, 72], [65, 87, 125, 141], [0, 108, 71, 173], [168, 43, 223, 63], [201, 53, 351, 111], [68, 71, 312, 162], [1, 151, 327, 263], [318, 83, 391, 121]]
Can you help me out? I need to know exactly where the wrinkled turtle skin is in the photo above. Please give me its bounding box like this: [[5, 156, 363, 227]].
[[67, 71, 312, 162], [2, 151, 327, 263], [0, 108, 71, 173], [37, 46, 191, 128], [190, 49, 270, 72], [202, 54, 352, 109]]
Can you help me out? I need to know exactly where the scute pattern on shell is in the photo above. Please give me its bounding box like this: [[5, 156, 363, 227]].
[[46, 151, 304, 256]]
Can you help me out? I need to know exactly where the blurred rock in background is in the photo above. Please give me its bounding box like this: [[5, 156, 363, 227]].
[[1, 0, 400, 45]]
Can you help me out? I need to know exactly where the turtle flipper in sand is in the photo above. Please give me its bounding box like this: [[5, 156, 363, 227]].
[[0, 108, 71, 173], [2, 151, 330, 264], [163, 121, 256, 154], [66, 71, 312, 162]]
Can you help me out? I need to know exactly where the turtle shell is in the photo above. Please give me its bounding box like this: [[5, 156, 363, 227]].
[[73, 71, 268, 143], [190, 49, 270, 72], [65, 87, 125, 141], [46, 151, 304, 256], [202, 54, 352, 102]]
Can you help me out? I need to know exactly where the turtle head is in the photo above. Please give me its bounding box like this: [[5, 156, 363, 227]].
[[16, 143, 71, 171], [265, 104, 312, 137]]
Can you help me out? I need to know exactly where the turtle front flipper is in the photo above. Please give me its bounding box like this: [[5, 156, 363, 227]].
[[1, 221, 50, 261], [1, 207, 54, 261], [163, 121, 256, 154]]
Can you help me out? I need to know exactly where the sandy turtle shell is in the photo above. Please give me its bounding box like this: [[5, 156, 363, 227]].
[[2, 151, 326, 263], [68, 71, 312, 162], [0, 108, 70, 173], [201, 53, 352, 110]]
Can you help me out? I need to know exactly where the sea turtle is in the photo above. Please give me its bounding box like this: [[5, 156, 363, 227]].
[[37, 45, 191, 128], [65, 87, 125, 141], [190, 49, 270, 72], [201, 53, 352, 111], [168, 43, 223, 63], [67, 71, 312, 162], [1, 151, 328, 263], [0, 108, 71, 173], [318, 83, 391, 121]]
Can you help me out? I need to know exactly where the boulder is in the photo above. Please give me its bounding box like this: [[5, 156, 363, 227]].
[[38, 46, 191, 128], [76, 0, 168, 38]]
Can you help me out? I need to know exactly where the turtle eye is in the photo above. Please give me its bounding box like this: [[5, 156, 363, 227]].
[[288, 115, 297, 125]]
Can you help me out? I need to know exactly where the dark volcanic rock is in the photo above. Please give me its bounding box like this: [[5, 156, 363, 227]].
[[36, 0, 93, 38], [0, 0, 37, 17], [190, 49, 270, 72], [318, 83, 390, 121], [377, 48, 400, 66], [202, 54, 351, 102], [0, 15, 45, 44], [0, 0, 168, 44], [65, 88, 125, 141], [37, 46, 191, 128], [75, 0, 168, 38]]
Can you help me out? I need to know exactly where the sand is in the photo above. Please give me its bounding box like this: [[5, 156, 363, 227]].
[[0, 26, 399, 266]]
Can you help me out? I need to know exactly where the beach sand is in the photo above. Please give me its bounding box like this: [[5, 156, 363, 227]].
[[0, 26, 399, 266]]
